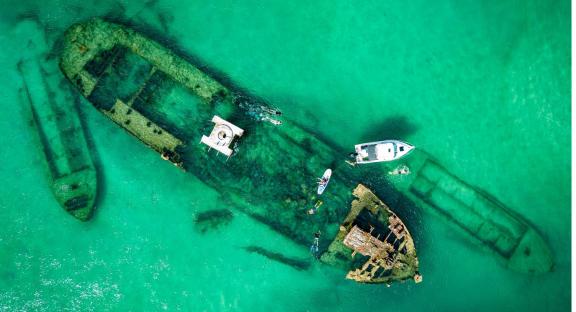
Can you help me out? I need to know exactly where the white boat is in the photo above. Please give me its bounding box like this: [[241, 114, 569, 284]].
[[354, 140, 414, 164]]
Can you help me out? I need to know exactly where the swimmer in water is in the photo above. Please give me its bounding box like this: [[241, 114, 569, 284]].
[[260, 105, 282, 116], [237, 97, 282, 125], [262, 116, 282, 125], [310, 231, 321, 258], [307, 200, 323, 215], [389, 165, 410, 175]]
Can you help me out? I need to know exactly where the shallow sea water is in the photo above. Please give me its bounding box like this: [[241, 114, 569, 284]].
[[0, 0, 570, 311]]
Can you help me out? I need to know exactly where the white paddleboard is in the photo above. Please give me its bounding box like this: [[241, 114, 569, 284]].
[[317, 169, 332, 195]]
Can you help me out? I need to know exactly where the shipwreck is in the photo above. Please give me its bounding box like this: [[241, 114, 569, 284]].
[[19, 55, 97, 221], [58, 18, 421, 284], [57, 18, 552, 280], [380, 152, 554, 273]]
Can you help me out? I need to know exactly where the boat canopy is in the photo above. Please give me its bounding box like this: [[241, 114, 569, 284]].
[[375, 143, 396, 161], [200, 115, 244, 156]]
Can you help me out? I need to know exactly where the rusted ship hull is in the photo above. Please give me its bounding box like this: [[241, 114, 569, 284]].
[[322, 185, 421, 284]]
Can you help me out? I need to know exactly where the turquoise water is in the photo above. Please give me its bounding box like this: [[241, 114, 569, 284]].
[[0, 0, 570, 311]]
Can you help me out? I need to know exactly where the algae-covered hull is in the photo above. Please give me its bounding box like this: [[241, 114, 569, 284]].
[[382, 151, 554, 273], [19, 57, 97, 221], [59, 18, 551, 276]]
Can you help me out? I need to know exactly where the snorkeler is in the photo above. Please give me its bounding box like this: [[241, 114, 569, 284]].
[[236, 97, 283, 125], [260, 105, 282, 116], [389, 165, 410, 175], [307, 200, 323, 215], [261, 115, 283, 125], [310, 231, 321, 258], [345, 152, 358, 166]]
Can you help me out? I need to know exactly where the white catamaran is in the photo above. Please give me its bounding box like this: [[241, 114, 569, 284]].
[[354, 140, 414, 164]]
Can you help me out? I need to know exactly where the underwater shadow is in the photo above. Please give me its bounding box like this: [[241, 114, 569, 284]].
[[242, 245, 311, 271], [360, 116, 418, 142], [194, 209, 234, 234]]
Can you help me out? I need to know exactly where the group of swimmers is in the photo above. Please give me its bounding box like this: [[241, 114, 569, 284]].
[[308, 173, 331, 258], [236, 96, 283, 125]]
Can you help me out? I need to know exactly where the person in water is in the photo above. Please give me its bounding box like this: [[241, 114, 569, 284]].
[[346, 152, 358, 166], [307, 200, 323, 215], [261, 116, 282, 125], [389, 165, 410, 175], [260, 105, 282, 116], [310, 231, 321, 258], [238, 98, 283, 125]]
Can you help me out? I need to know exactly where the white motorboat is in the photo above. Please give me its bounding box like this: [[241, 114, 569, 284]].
[[354, 140, 414, 164]]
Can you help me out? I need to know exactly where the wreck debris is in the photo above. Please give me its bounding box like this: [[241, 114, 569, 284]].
[[322, 184, 421, 284]]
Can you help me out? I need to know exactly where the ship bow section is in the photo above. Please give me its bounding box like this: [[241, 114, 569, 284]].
[[321, 184, 422, 285]]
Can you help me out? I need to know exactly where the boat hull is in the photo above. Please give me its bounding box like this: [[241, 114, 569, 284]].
[[355, 140, 414, 164], [20, 58, 97, 221], [384, 149, 553, 273]]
